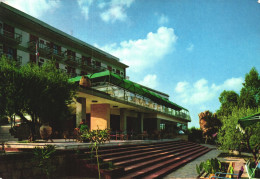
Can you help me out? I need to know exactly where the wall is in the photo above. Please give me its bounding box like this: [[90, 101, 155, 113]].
[[0, 152, 74, 179]]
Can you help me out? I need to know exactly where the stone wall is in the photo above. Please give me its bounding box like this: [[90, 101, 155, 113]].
[[0, 152, 74, 179]]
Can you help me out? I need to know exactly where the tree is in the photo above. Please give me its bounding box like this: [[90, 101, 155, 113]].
[[239, 67, 260, 109], [217, 90, 239, 118], [217, 107, 260, 162], [198, 110, 222, 144], [0, 56, 77, 141]]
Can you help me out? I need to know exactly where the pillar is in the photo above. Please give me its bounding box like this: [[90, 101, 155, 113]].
[[90, 104, 110, 130], [76, 97, 86, 127], [120, 108, 127, 132], [139, 113, 144, 133], [156, 118, 161, 131]]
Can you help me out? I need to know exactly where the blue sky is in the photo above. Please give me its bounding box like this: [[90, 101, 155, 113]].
[[2, 0, 260, 128]]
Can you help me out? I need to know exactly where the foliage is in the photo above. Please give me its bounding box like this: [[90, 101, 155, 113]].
[[196, 158, 222, 175], [33, 145, 56, 178], [217, 107, 260, 162], [82, 129, 110, 179], [0, 116, 8, 125], [79, 124, 89, 133], [187, 127, 203, 143], [199, 110, 221, 144], [239, 67, 260, 109], [217, 90, 239, 118], [0, 57, 77, 140]]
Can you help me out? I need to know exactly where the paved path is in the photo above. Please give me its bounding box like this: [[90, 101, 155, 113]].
[[164, 145, 221, 179], [164, 144, 249, 179]]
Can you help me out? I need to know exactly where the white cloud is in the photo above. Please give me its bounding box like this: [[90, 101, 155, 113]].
[[77, 0, 93, 20], [138, 74, 158, 89], [174, 77, 243, 105], [258, 0, 260, 3], [2, 0, 60, 18], [158, 14, 169, 25], [99, 0, 134, 23], [98, 26, 177, 73], [186, 43, 194, 52]]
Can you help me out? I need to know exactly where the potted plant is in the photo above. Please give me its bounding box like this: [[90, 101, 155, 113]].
[[196, 158, 222, 179]]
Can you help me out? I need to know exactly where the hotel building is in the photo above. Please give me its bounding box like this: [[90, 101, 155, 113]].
[[0, 2, 191, 137]]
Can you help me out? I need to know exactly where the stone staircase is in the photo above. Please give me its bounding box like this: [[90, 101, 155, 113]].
[[0, 125, 18, 142], [82, 140, 211, 178]]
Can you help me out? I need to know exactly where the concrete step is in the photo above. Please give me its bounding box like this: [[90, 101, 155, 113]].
[[113, 144, 198, 167], [122, 146, 209, 178], [102, 142, 197, 163], [95, 140, 183, 155], [100, 141, 193, 160], [143, 148, 212, 179]]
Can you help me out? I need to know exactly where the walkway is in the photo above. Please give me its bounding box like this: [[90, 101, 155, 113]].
[[164, 144, 249, 179]]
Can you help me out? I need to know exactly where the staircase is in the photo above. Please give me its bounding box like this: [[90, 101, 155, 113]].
[[0, 125, 18, 142], [85, 140, 211, 178]]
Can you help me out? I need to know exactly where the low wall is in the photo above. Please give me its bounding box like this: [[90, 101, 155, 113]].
[[0, 151, 75, 179]]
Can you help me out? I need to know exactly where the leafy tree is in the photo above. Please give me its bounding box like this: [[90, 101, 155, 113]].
[[0, 56, 77, 141], [198, 110, 222, 144], [239, 67, 260, 109], [217, 107, 260, 162], [217, 90, 239, 118]]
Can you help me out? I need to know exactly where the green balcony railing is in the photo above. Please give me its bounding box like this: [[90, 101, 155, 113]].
[[92, 82, 191, 121]]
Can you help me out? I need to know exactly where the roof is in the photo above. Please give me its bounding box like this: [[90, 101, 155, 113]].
[[238, 112, 260, 128], [69, 70, 188, 111], [0, 2, 128, 68]]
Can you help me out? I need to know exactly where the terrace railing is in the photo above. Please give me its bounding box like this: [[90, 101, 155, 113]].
[[92, 82, 191, 121]]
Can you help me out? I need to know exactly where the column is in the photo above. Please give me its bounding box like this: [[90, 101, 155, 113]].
[[120, 108, 127, 132], [76, 97, 86, 127], [139, 113, 144, 133], [90, 103, 110, 130], [156, 118, 161, 131]]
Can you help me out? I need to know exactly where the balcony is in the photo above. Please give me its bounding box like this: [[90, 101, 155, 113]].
[[64, 55, 80, 67], [0, 52, 22, 66], [80, 61, 107, 73], [27, 41, 52, 58], [51, 49, 65, 61], [91, 82, 191, 121], [0, 30, 22, 45]]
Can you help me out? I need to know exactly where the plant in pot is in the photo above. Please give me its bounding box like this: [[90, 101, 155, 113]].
[[196, 158, 222, 179]]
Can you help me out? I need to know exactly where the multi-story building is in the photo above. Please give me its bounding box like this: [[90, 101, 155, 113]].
[[0, 2, 191, 137]]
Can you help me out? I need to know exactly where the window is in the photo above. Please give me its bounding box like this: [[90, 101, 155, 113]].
[[30, 54, 36, 63], [96, 61, 101, 67], [116, 69, 120, 75], [107, 66, 112, 71], [160, 123, 165, 130], [3, 45, 16, 59], [53, 44, 58, 54], [55, 62, 59, 69], [39, 58, 44, 67], [29, 34, 38, 42], [3, 23, 14, 39], [87, 57, 91, 65]]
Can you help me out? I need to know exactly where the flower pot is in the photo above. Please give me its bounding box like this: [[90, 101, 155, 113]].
[[40, 124, 52, 141]]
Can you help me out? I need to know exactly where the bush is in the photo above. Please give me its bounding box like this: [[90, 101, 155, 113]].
[[0, 117, 8, 125], [188, 127, 204, 143]]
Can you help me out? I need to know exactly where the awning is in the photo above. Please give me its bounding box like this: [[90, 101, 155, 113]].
[[69, 70, 188, 111]]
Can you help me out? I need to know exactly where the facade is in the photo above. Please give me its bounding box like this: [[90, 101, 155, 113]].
[[0, 2, 191, 136]]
